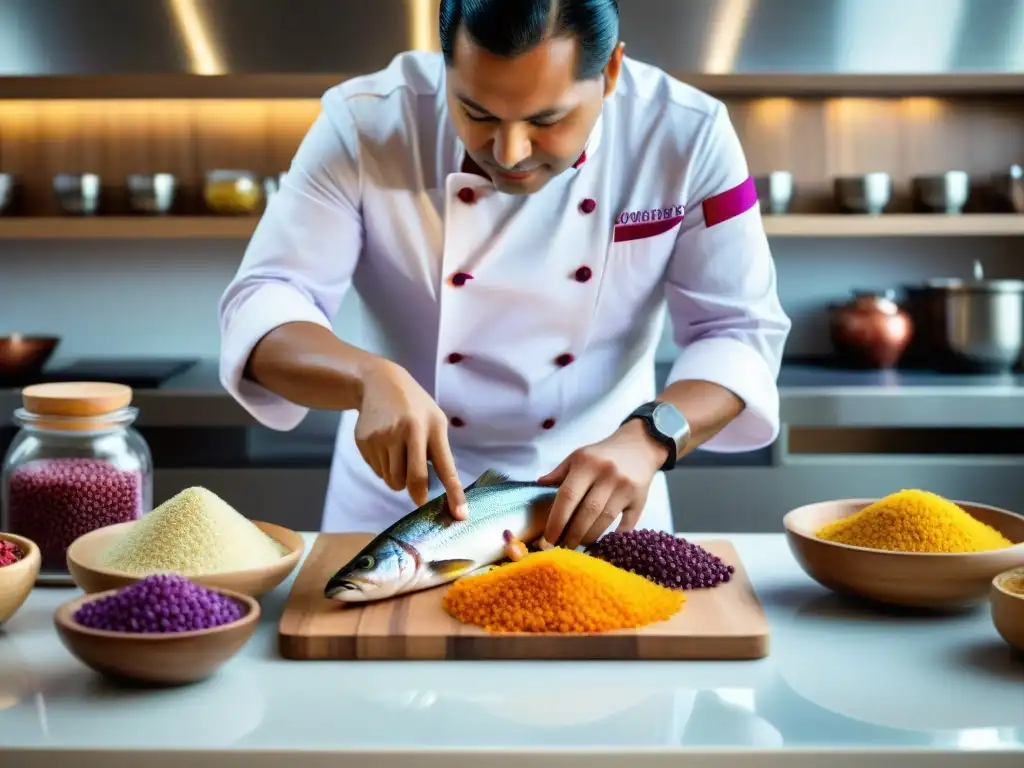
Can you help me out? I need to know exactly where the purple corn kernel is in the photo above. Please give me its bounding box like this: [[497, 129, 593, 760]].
[[7, 458, 144, 571], [586, 529, 736, 590], [73, 573, 244, 634]]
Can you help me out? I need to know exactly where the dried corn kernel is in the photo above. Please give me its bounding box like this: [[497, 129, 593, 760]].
[[815, 490, 1013, 553], [442, 548, 684, 633]]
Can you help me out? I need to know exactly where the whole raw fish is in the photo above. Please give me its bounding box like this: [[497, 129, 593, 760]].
[[324, 469, 554, 603]]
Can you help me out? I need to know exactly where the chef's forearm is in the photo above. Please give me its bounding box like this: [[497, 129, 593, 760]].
[[244, 321, 389, 412], [656, 379, 745, 456]]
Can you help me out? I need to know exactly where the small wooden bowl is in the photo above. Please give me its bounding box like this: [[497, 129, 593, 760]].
[[783, 498, 1024, 610], [0, 533, 42, 624], [67, 520, 304, 598], [0, 335, 60, 379], [54, 585, 259, 685], [991, 567, 1024, 653]]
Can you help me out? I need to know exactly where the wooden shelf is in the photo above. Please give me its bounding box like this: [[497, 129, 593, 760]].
[[1, 73, 1022, 100], [763, 214, 1024, 237], [0, 217, 257, 240], [1, 214, 1022, 241]]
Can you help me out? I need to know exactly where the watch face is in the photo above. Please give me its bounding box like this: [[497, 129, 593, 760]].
[[652, 403, 689, 441]]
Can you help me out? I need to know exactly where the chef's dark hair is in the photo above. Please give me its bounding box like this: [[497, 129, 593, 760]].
[[440, 0, 619, 80]]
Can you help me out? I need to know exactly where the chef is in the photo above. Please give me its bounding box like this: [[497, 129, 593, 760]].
[[218, 0, 791, 547]]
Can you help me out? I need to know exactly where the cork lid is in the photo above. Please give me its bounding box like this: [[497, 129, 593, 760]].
[[20, 382, 134, 428]]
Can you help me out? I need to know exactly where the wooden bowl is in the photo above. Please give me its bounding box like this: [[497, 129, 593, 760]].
[[53, 585, 259, 686], [67, 520, 304, 598], [783, 498, 1024, 610], [0, 335, 60, 380], [991, 567, 1024, 653], [0, 533, 42, 624]]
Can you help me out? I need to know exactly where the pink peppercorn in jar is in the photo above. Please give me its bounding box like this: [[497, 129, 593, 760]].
[[1, 382, 153, 585]]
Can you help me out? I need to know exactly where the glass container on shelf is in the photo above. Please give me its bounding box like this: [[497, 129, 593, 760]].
[[0, 382, 153, 585]]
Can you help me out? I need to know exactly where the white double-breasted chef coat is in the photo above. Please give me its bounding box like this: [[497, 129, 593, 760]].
[[218, 51, 792, 534]]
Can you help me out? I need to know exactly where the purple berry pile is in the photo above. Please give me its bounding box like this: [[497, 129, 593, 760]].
[[6, 457, 144, 571], [73, 574, 245, 634], [587, 529, 736, 590]]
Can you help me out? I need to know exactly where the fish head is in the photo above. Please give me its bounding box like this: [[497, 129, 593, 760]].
[[324, 536, 417, 603]]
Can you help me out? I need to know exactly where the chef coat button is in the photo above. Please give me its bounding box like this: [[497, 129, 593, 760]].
[[457, 187, 477, 204], [555, 353, 575, 367], [447, 352, 466, 364], [541, 418, 556, 430], [450, 416, 466, 428], [579, 198, 597, 214], [574, 266, 593, 283], [451, 271, 474, 287]]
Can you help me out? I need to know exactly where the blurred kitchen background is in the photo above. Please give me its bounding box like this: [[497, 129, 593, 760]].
[[2, 0, 1024, 532]]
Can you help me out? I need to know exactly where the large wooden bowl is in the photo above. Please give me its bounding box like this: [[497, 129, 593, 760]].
[[991, 567, 1024, 653], [0, 532, 42, 624], [66, 520, 304, 598], [54, 585, 259, 686], [783, 498, 1024, 610]]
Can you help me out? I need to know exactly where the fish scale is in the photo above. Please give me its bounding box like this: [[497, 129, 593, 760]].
[[412, 483, 556, 559], [324, 469, 557, 602]]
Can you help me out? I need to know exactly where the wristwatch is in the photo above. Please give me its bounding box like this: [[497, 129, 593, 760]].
[[621, 402, 691, 471]]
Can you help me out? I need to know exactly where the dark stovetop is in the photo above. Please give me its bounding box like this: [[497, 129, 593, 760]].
[[0, 358, 198, 389]]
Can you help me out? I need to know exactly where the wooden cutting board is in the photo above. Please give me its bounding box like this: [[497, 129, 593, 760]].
[[278, 534, 769, 661]]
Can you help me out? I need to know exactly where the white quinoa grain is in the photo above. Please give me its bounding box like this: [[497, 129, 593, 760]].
[[100, 486, 286, 576]]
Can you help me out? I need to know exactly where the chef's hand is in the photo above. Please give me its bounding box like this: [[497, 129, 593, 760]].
[[354, 360, 469, 520], [537, 420, 668, 549]]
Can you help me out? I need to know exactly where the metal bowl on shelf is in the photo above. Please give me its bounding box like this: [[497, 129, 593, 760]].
[[990, 164, 1024, 213], [911, 171, 970, 214], [0, 173, 15, 214], [126, 173, 178, 215], [754, 172, 794, 214], [263, 171, 288, 200], [204, 170, 263, 215], [0, 334, 61, 383], [833, 173, 892, 215], [54, 173, 101, 216]]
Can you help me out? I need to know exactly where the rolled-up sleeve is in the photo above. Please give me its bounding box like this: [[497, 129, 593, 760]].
[[219, 94, 364, 431], [664, 102, 791, 452]]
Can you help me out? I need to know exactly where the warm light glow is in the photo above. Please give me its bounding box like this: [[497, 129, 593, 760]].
[[824, 97, 885, 124], [703, 0, 756, 73], [167, 0, 226, 75], [407, 0, 439, 52], [750, 97, 795, 129], [901, 96, 945, 121], [0, 99, 321, 179]]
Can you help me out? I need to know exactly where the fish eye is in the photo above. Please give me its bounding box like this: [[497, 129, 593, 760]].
[[357, 555, 375, 570]]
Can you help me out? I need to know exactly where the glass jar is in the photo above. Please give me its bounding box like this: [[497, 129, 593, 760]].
[[0, 382, 153, 585]]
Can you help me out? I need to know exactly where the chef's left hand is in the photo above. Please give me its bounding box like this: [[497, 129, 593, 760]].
[[537, 420, 669, 550]]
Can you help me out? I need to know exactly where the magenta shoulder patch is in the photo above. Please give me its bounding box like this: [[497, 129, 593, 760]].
[[701, 176, 758, 228]]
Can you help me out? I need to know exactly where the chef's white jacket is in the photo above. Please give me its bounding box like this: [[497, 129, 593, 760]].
[[219, 51, 791, 534]]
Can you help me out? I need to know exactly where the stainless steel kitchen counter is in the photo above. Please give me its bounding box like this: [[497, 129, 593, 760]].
[[3, 359, 1024, 429]]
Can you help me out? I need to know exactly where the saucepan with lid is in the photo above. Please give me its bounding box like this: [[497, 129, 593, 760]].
[[902, 260, 1024, 373]]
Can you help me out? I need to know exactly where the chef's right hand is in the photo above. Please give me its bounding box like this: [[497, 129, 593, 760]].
[[354, 360, 469, 520]]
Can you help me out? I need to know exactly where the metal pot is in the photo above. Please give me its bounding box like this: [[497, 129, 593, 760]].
[[902, 261, 1024, 373], [828, 290, 913, 369]]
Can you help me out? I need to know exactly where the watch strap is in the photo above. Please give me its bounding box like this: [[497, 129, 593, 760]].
[[622, 403, 678, 471]]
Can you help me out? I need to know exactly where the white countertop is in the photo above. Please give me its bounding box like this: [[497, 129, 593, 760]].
[[1, 533, 1022, 768]]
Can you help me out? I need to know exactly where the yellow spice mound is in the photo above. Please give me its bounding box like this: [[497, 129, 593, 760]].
[[441, 548, 685, 633], [815, 489, 1014, 553], [101, 486, 286, 576]]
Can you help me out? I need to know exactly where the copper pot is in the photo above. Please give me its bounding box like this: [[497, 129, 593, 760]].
[[828, 290, 913, 369]]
